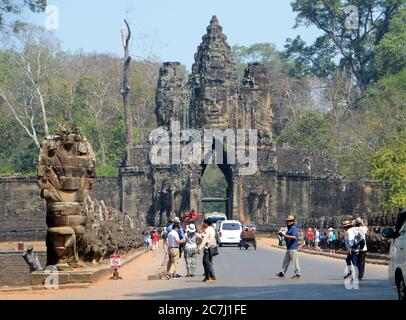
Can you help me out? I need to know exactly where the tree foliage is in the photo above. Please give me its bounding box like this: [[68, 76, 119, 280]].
[[284, 0, 404, 92], [231, 43, 281, 77], [275, 110, 334, 151], [0, 26, 161, 176], [0, 0, 47, 33], [375, 8, 406, 78], [370, 129, 406, 209]]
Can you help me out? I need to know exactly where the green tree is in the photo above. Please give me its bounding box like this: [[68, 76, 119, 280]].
[[285, 0, 404, 92], [232, 43, 281, 76], [282, 35, 337, 78], [333, 67, 406, 178], [275, 110, 333, 151], [375, 8, 406, 78], [370, 129, 406, 210]]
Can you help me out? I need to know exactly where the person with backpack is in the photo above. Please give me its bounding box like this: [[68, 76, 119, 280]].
[[342, 219, 365, 279], [354, 217, 368, 280], [327, 227, 336, 254], [314, 227, 322, 253], [143, 230, 152, 252]]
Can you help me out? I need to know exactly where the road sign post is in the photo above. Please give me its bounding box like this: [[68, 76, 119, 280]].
[[110, 255, 123, 280]]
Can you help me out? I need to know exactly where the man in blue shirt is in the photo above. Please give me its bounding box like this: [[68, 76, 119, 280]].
[[276, 215, 301, 279], [167, 217, 185, 239]]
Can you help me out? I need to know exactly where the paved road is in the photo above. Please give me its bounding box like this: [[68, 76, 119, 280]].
[[137, 244, 395, 300], [0, 241, 396, 300]]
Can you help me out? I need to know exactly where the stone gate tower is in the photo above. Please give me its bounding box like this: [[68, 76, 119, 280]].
[[120, 16, 379, 228]]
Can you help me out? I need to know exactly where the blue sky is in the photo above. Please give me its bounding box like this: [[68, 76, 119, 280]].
[[27, 0, 321, 69]]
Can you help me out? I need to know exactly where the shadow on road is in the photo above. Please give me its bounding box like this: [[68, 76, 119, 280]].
[[124, 279, 395, 300]]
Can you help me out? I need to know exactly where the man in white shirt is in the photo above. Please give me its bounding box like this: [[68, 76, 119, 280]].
[[343, 219, 364, 279], [166, 224, 185, 279], [198, 219, 217, 282], [354, 217, 368, 280]]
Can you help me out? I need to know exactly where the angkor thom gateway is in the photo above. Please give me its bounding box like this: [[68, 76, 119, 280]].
[[0, 17, 383, 243], [119, 16, 381, 228]]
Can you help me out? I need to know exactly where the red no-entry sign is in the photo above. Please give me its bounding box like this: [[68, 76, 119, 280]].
[[110, 255, 121, 269]]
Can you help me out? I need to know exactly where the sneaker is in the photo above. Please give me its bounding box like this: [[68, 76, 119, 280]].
[[173, 274, 182, 279], [165, 275, 171, 280], [276, 272, 285, 278], [202, 278, 210, 282], [343, 271, 352, 279], [291, 274, 301, 279]]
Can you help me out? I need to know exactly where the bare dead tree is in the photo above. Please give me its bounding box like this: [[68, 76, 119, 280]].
[[121, 19, 133, 163]]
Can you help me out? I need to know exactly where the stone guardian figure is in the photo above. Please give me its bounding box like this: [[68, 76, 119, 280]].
[[37, 123, 96, 270]]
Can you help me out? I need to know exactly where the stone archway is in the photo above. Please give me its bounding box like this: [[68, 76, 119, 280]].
[[199, 163, 233, 219]]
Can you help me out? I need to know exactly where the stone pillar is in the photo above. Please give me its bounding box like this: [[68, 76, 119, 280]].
[[231, 175, 243, 221]]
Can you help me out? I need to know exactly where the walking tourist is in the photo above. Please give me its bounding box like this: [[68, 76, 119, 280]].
[[151, 228, 159, 252], [199, 219, 218, 283], [342, 219, 365, 279], [276, 215, 301, 279], [327, 227, 336, 254], [314, 227, 322, 253], [166, 223, 186, 279], [143, 230, 152, 252], [161, 227, 168, 252], [354, 217, 368, 280], [184, 223, 202, 277]]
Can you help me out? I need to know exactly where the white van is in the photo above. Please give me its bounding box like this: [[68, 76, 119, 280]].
[[382, 209, 406, 300], [218, 220, 242, 246]]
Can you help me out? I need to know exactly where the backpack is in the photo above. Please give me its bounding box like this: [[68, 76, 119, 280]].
[[331, 233, 336, 241], [319, 232, 323, 241], [161, 231, 168, 240], [352, 229, 366, 250]]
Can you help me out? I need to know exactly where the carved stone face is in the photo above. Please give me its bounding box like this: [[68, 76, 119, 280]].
[[200, 89, 230, 128], [62, 134, 76, 150]]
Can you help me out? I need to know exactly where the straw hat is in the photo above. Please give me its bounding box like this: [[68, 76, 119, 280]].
[[286, 215, 295, 221], [342, 220, 352, 228], [173, 217, 181, 224]]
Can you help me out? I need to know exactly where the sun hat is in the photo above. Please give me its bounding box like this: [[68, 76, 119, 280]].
[[342, 220, 352, 228], [173, 217, 181, 224], [286, 215, 295, 221], [186, 224, 196, 233], [328, 227, 334, 231]]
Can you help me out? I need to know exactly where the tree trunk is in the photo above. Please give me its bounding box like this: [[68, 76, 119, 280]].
[[121, 19, 133, 164]]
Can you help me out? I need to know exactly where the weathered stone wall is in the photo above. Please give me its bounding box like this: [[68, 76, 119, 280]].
[[0, 250, 46, 286], [0, 176, 120, 241], [241, 171, 382, 228]]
